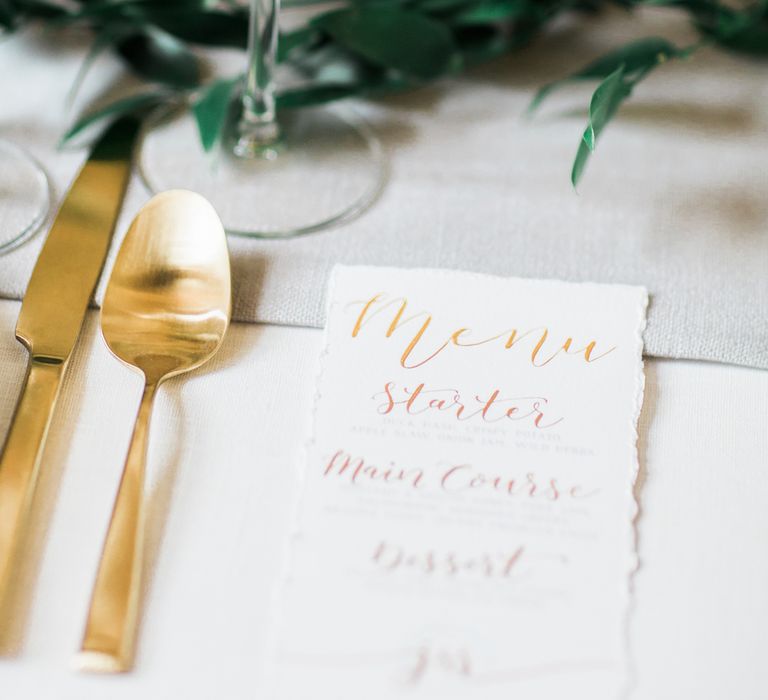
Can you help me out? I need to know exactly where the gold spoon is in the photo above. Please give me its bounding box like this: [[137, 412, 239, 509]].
[[77, 190, 231, 673]]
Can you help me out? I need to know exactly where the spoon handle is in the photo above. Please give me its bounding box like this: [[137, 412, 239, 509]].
[[78, 381, 158, 673]]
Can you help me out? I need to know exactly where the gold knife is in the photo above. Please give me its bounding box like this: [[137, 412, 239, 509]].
[[0, 118, 139, 611]]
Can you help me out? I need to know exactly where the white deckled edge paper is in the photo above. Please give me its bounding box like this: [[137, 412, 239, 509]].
[[266, 265, 648, 699], [622, 289, 649, 699]]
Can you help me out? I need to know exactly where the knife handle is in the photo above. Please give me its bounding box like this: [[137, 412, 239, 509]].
[[0, 355, 65, 609], [78, 381, 157, 673]]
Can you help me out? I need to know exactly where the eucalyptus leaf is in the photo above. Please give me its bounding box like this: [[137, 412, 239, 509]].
[[450, 0, 530, 26], [452, 25, 515, 62], [66, 31, 117, 107], [456, 32, 517, 63], [276, 82, 364, 110], [573, 37, 685, 77], [696, 5, 768, 56], [278, 27, 320, 62], [416, 0, 473, 14], [530, 36, 685, 113], [116, 27, 201, 88], [0, 0, 16, 29], [65, 0, 210, 22], [582, 64, 630, 149], [141, 8, 249, 49], [312, 6, 456, 79], [571, 64, 631, 186], [12, 0, 69, 21], [56, 0, 142, 23], [62, 90, 168, 143], [642, 0, 764, 50], [193, 77, 238, 152], [714, 23, 768, 56], [571, 137, 592, 189]]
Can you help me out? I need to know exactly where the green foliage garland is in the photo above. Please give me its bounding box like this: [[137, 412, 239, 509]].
[[3, 0, 767, 185]]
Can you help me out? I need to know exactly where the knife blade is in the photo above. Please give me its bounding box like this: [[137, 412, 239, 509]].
[[0, 117, 139, 612]]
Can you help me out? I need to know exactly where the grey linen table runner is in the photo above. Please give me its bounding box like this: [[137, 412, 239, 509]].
[[1, 9, 767, 369]]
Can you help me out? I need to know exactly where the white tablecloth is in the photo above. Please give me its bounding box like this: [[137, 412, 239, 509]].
[[0, 299, 765, 699], [2, 6, 768, 696]]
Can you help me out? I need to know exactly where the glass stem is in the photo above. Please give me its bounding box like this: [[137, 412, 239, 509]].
[[235, 0, 281, 157]]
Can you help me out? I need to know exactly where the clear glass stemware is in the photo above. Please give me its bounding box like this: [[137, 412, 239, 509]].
[[0, 139, 50, 253], [140, 0, 386, 238]]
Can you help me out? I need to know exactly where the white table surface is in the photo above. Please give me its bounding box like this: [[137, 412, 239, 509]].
[[0, 299, 765, 699]]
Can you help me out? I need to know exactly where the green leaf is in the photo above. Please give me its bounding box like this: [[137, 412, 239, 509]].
[[573, 37, 683, 77], [571, 65, 632, 187], [456, 31, 516, 64], [277, 27, 320, 62], [10, 0, 69, 22], [451, 0, 530, 25], [63, 0, 211, 22], [312, 6, 456, 80], [530, 37, 684, 113], [192, 77, 238, 152], [417, 0, 473, 14], [62, 91, 167, 144], [141, 8, 249, 49], [453, 20, 538, 65], [571, 137, 592, 190], [116, 27, 201, 88], [275, 82, 364, 110], [694, 4, 768, 56], [0, 0, 16, 29], [67, 28, 127, 107], [640, 0, 766, 50], [582, 65, 630, 150], [714, 23, 768, 55]]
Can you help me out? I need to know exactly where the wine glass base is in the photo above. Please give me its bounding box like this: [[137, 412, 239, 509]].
[[0, 140, 51, 253], [139, 104, 386, 238]]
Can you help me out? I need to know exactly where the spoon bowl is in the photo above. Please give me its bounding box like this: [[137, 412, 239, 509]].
[[79, 190, 230, 673], [101, 190, 230, 382]]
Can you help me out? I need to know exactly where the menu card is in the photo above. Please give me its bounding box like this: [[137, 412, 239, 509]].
[[267, 266, 647, 699]]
